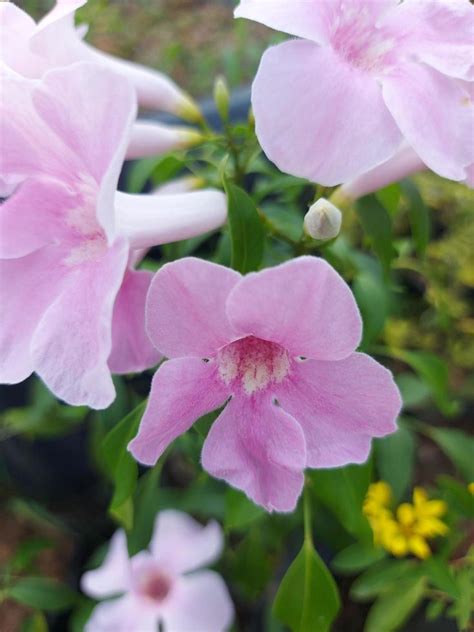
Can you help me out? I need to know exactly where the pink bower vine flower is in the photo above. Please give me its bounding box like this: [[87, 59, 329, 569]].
[[129, 257, 402, 512], [235, 0, 474, 186], [81, 511, 234, 632], [0, 63, 227, 409]]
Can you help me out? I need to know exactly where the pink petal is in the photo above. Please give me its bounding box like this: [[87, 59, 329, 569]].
[[145, 258, 240, 359], [201, 395, 306, 513], [126, 122, 199, 160], [33, 63, 137, 238], [0, 178, 75, 259], [0, 2, 42, 77], [275, 353, 401, 468], [150, 510, 223, 575], [85, 596, 158, 632], [226, 257, 362, 361], [381, 0, 474, 81], [163, 571, 234, 632], [36, 0, 87, 32], [115, 190, 227, 250], [31, 240, 129, 409], [81, 530, 130, 599], [128, 357, 229, 466], [382, 63, 474, 181], [252, 40, 402, 185], [108, 269, 161, 375], [235, 0, 331, 43], [0, 245, 68, 384]]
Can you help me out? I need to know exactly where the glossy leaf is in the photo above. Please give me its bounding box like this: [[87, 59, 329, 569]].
[[375, 422, 416, 501], [224, 179, 265, 273], [356, 195, 395, 274], [353, 269, 389, 348], [225, 488, 265, 531], [273, 539, 340, 632], [331, 543, 385, 575], [350, 559, 418, 601], [10, 578, 77, 612]]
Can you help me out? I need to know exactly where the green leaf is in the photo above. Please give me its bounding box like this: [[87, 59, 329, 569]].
[[395, 373, 431, 409], [426, 428, 474, 482], [310, 461, 372, 541], [10, 578, 77, 612], [374, 423, 416, 501], [422, 557, 460, 599], [229, 529, 272, 598], [356, 195, 396, 274], [127, 462, 165, 555], [394, 350, 458, 416], [331, 543, 385, 575], [20, 612, 48, 632], [453, 560, 474, 630], [224, 180, 264, 273], [350, 559, 418, 601], [69, 598, 96, 632], [364, 576, 426, 632], [10, 538, 52, 573], [376, 184, 401, 217], [401, 180, 430, 256], [425, 599, 445, 621], [224, 487, 264, 531], [101, 400, 147, 530], [273, 540, 340, 632], [353, 269, 389, 348]]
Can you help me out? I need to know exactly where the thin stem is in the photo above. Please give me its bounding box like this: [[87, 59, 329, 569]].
[[303, 479, 313, 545]]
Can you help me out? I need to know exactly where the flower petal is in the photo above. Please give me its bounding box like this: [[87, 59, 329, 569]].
[[252, 40, 402, 185], [126, 122, 201, 160], [145, 258, 240, 359], [226, 257, 362, 361], [163, 571, 234, 632], [382, 63, 474, 181], [150, 510, 223, 574], [85, 596, 158, 632], [128, 357, 229, 466], [0, 245, 67, 384], [0, 178, 75, 259], [275, 353, 401, 468], [114, 190, 227, 251], [108, 269, 161, 375], [202, 395, 306, 512], [0, 2, 42, 76], [81, 530, 130, 599], [31, 240, 129, 409]]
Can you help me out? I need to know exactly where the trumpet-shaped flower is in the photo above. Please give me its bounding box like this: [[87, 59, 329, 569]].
[[0, 63, 227, 408], [235, 0, 474, 185], [364, 483, 449, 559], [81, 511, 234, 632], [129, 257, 401, 512]]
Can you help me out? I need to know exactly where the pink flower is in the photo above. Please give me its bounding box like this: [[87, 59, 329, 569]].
[[81, 511, 234, 632], [129, 257, 401, 512], [0, 63, 227, 408], [235, 0, 474, 185], [1, 1, 200, 120]]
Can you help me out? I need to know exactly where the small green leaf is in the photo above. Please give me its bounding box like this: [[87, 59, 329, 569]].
[[273, 540, 340, 632], [10, 538, 52, 573], [10, 578, 77, 612], [224, 180, 265, 273], [401, 180, 430, 256], [224, 487, 264, 530], [353, 269, 390, 348], [350, 559, 418, 601], [101, 400, 147, 530], [395, 373, 431, 409], [395, 350, 458, 416], [127, 461, 165, 555], [364, 576, 426, 632], [422, 557, 460, 599], [20, 612, 48, 632], [229, 529, 272, 598], [375, 422, 416, 501], [356, 196, 396, 274], [331, 543, 385, 575], [426, 428, 474, 482], [425, 599, 445, 621], [376, 184, 401, 217], [310, 461, 372, 541]]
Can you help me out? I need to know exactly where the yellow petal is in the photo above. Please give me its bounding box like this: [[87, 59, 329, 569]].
[[397, 503, 416, 526], [409, 535, 431, 559], [388, 535, 409, 557], [416, 518, 449, 538], [413, 487, 428, 507], [422, 500, 447, 518]]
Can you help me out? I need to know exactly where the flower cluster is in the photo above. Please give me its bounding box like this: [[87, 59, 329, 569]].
[[364, 482, 449, 559]]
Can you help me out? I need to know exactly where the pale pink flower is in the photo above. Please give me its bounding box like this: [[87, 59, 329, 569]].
[[0, 63, 227, 408], [129, 257, 401, 512], [81, 511, 234, 632], [235, 0, 474, 185]]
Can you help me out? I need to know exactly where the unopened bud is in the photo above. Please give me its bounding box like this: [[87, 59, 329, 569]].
[[213, 76, 230, 123], [304, 198, 342, 241], [178, 94, 203, 124]]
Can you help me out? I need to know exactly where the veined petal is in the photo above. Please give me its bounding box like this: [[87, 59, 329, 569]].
[[201, 394, 306, 512], [128, 357, 229, 466], [114, 189, 227, 250], [252, 40, 402, 185]]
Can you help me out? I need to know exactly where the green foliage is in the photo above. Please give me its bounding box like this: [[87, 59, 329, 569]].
[[224, 488, 264, 531], [425, 427, 474, 482], [331, 543, 385, 575], [401, 180, 431, 255], [20, 612, 48, 632], [356, 195, 396, 274], [224, 179, 265, 273], [9, 577, 78, 612], [374, 422, 416, 501], [364, 576, 426, 632]]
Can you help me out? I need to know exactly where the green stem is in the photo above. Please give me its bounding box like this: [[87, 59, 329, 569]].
[[303, 480, 313, 545]]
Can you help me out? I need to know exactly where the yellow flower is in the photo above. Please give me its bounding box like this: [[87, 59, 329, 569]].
[[363, 483, 449, 560], [468, 482, 474, 495]]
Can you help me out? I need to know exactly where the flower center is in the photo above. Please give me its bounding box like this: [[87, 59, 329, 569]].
[[330, 6, 396, 74], [139, 571, 172, 604], [217, 335, 290, 395], [64, 174, 108, 266]]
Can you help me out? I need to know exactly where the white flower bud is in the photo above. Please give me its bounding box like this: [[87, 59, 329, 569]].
[[304, 198, 342, 241]]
